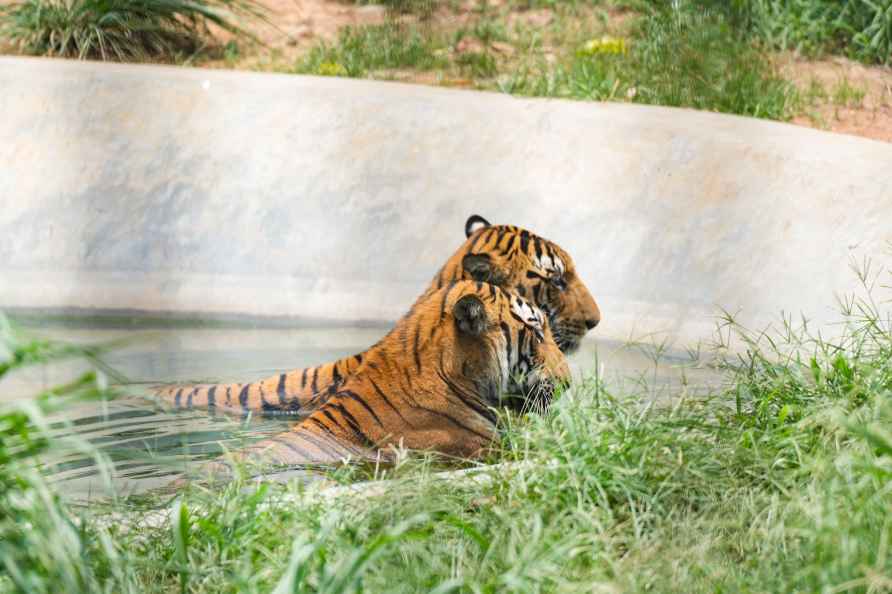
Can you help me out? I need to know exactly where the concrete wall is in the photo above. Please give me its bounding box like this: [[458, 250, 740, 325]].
[[2, 57, 891, 345]]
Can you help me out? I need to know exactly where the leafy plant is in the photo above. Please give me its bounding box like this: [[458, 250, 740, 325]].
[[0, 0, 267, 61]]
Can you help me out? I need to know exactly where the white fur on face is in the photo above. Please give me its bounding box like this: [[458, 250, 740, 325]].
[[533, 249, 565, 278], [510, 295, 545, 341]]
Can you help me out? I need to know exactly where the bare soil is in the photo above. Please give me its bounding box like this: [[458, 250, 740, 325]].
[[780, 54, 892, 143]]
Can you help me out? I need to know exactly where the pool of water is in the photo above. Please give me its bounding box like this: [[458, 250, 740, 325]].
[[1, 318, 724, 496]]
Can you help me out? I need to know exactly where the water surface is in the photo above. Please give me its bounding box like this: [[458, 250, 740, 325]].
[[1, 317, 722, 496]]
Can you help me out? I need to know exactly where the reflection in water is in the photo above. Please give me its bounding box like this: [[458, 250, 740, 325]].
[[1, 319, 723, 496]]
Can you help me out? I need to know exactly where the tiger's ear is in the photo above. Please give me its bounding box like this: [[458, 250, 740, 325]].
[[462, 253, 507, 285], [454, 294, 488, 336], [465, 214, 491, 238]]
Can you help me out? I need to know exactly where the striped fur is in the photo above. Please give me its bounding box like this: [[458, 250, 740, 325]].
[[196, 280, 571, 472], [155, 215, 598, 416]]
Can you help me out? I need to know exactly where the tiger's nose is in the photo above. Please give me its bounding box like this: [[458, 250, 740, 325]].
[[585, 318, 599, 330]]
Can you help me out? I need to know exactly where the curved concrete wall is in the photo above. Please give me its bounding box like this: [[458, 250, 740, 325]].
[[2, 57, 891, 345]]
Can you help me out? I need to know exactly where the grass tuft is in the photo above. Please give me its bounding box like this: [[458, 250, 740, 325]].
[[295, 23, 448, 78], [0, 0, 267, 61]]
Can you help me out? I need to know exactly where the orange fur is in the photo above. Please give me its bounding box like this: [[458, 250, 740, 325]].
[[155, 216, 597, 415], [195, 280, 570, 474]]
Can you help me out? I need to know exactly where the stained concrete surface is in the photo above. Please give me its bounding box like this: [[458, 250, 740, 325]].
[[2, 57, 891, 346]]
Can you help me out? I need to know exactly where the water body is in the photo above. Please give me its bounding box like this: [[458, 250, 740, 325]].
[[1, 317, 723, 496]]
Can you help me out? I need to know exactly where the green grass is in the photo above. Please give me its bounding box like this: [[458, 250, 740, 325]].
[[3, 264, 892, 593], [832, 77, 868, 107], [499, 7, 799, 120], [294, 2, 801, 121], [639, 0, 892, 65], [0, 0, 266, 60], [295, 23, 448, 78], [747, 0, 892, 65]]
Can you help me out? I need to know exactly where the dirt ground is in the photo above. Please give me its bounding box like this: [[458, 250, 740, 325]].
[[212, 0, 892, 143], [780, 54, 892, 143]]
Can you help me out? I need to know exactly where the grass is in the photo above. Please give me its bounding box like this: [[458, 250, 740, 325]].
[[832, 76, 868, 107], [2, 261, 892, 592], [628, 0, 892, 64], [501, 7, 798, 119], [743, 0, 892, 65], [295, 23, 448, 77], [0, 0, 267, 60], [293, 0, 803, 121]]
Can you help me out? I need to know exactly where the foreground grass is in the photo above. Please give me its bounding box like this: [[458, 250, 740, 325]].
[[2, 272, 892, 592]]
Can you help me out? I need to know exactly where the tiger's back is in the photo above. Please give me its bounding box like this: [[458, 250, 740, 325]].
[[154, 215, 598, 416], [190, 280, 570, 474]]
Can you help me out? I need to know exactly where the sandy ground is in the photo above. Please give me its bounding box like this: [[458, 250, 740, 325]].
[[780, 54, 892, 143]]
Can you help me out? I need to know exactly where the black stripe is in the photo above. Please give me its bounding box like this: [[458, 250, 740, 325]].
[[368, 378, 414, 426], [301, 368, 308, 390], [309, 416, 339, 438], [276, 373, 287, 406], [469, 227, 487, 251], [354, 353, 363, 365], [328, 364, 342, 395], [340, 390, 384, 427], [436, 365, 497, 425], [534, 238, 543, 262], [499, 232, 515, 256], [238, 384, 251, 410], [494, 227, 507, 248], [322, 408, 347, 433], [439, 280, 458, 320], [519, 230, 530, 254], [261, 386, 281, 412], [225, 386, 232, 406], [173, 388, 184, 408], [186, 388, 197, 409], [412, 322, 423, 373], [544, 241, 555, 264], [330, 403, 377, 448], [311, 368, 319, 394], [207, 386, 217, 410]]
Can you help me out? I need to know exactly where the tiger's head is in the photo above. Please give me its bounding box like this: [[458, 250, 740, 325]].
[[426, 281, 571, 414], [432, 215, 601, 354]]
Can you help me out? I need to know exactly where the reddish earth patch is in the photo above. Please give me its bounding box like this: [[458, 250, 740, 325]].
[[780, 54, 892, 143]]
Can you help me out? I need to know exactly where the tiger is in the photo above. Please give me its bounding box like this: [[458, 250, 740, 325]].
[[191, 280, 571, 475], [154, 215, 599, 416]]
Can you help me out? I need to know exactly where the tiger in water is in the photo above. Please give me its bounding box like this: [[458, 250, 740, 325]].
[[191, 280, 571, 473], [155, 215, 599, 416]]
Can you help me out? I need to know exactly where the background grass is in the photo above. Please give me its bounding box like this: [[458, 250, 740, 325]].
[[295, 23, 448, 77], [2, 261, 892, 593], [0, 0, 267, 60]]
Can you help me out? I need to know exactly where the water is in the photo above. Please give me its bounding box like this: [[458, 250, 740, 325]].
[[1, 317, 723, 496]]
